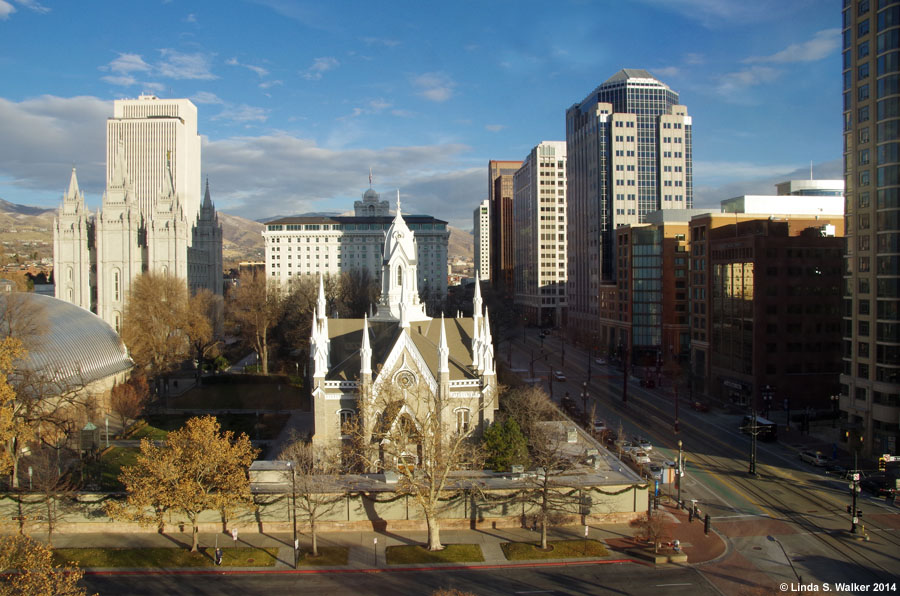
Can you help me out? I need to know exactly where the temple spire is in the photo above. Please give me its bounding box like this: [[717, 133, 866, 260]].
[[66, 168, 81, 200], [317, 273, 327, 320], [473, 270, 483, 319]]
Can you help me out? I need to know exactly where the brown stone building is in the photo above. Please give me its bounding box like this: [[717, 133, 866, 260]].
[[488, 160, 521, 299], [689, 214, 844, 412]]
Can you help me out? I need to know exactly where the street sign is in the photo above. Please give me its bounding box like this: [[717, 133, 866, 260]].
[[852, 473, 860, 481], [883, 453, 900, 462]]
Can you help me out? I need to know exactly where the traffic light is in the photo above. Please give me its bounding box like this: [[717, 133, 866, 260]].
[[879, 457, 886, 471], [847, 505, 852, 514], [857, 509, 863, 519]]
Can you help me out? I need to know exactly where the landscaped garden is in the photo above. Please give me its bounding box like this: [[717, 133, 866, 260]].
[[500, 539, 609, 560], [130, 412, 290, 441], [385, 544, 484, 565], [173, 375, 308, 411]]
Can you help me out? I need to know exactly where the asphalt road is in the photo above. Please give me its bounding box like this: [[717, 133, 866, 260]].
[[83, 563, 717, 596]]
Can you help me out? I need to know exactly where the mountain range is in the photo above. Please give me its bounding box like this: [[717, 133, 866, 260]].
[[0, 199, 473, 267]]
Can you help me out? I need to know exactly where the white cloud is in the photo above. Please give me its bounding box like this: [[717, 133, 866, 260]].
[[0, 1, 15, 19], [745, 28, 840, 64], [16, 0, 49, 13], [226, 57, 269, 77], [259, 79, 283, 90], [652, 66, 680, 79], [100, 75, 137, 86], [107, 53, 151, 75], [185, 13, 197, 23], [715, 65, 781, 98], [413, 72, 456, 102], [303, 56, 339, 80], [637, 0, 793, 27], [0, 95, 109, 196], [211, 104, 268, 124], [191, 91, 225, 105], [157, 49, 217, 80], [361, 37, 400, 47], [485, 124, 505, 132]]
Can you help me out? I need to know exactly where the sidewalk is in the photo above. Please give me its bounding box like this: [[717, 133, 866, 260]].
[[41, 514, 728, 573]]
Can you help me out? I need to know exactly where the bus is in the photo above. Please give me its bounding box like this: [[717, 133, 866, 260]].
[[741, 415, 778, 442]]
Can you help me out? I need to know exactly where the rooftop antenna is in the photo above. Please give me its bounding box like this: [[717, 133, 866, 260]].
[[369, 168, 374, 187]]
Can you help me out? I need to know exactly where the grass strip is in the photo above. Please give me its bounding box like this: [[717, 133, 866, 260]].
[[296, 546, 349, 567], [52, 546, 277, 568], [500, 539, 609, 560], [386, 543, 484, 565]]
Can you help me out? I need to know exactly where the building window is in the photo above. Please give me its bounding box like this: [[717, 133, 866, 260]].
[[113, 269, 120, 302], [455, 408, 470, 434], [339, 410, 355, 435]]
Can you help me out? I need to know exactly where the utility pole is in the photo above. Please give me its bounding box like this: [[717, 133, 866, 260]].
[[622, 344, 629, 405], [748, 410, 759, 476], [674, 384, 679, 433], [677, 439, 684, 508], [850, 452, 861, 534]]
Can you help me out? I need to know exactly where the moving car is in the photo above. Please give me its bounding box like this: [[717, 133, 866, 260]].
[[618, 440, 636, 453], [553, 370, 567, 381], [593, 420, 608, 434], [800, 451, 828, 466], [860, 474, 897, 497], [648, 464, 663, 481], [636, 438, 653, 452], [690, 401, 710, 412], [594, 358, 606, 365]]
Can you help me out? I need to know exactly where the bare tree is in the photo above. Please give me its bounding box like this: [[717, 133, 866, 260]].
[[277, 434, 345, 557], [22, 446, 77, 547], [630, 510, 671, 553], [499, 385, 557, 446], [227, 271, 283, 375], [521, 424, 586, 550], [357, 376, 492, 551]]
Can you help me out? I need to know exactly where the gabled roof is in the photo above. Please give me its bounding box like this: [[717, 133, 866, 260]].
[[323, 316, 478, 382]]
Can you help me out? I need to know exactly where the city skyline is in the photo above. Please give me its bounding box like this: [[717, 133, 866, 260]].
[[0, 0, 839, 230]]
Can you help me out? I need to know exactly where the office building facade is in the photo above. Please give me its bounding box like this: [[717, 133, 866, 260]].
[[513, 141, 567, 327], [488, 160, 521, 298], [473, 199, 490, 281], [842, 0, 900, 455], [565, 69, 692, 344]]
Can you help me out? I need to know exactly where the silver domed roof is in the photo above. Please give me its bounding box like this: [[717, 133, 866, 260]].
[[1, 293, 132, 390]]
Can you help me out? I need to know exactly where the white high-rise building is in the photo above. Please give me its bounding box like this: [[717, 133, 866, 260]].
[[54, 96, 222, 332], [513, 141, 567, 327], [473, 199, 490, 281]]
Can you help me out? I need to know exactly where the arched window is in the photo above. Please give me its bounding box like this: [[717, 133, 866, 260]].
[[67, 288, 73, 302], [455, 408, 470, 434], [396, 267, 402, 287], [66, 266, 73, 282], [113, 269, 120, 302], [113, 311, 121, 334], [338, 409, 355, 436]]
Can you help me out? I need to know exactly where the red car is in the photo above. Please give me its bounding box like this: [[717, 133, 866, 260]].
[[690, 401, 710, 412]]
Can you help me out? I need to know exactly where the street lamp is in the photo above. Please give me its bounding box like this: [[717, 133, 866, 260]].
[[581, 381, 589, 420], [677, 440, 683, 509], [767, 535, 802, 584], [830, 394, 840, 429], [287, 461, 298, 568]]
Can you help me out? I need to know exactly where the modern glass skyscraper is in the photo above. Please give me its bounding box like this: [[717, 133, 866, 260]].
[[842, 0, 900, 456], [565, 69, 692, 342]]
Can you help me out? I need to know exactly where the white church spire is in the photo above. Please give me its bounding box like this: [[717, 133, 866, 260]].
[[360, 313, 372, 375], [438, 314, 449, 374], [317, 273, 327, 320]]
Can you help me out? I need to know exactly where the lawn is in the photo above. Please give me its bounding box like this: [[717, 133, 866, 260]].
[[52, 546, 278, 568], [80, 446, 140, 491], [297, 546, 349, 566], [385, 544, 484, 565], [500, 539, 609, 560]]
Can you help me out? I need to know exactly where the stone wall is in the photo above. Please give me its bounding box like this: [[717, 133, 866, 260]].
[[0, 483, 647, 535]]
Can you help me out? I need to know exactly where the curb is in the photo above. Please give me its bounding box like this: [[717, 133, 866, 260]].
[[83, 558, 637, 576]]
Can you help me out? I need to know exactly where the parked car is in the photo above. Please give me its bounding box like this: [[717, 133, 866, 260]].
[[553, 370, 567, 381], [594, 358, 606, 365], [648, 464, 663, 481], [690, 401, 710, 412], [630, 450, 651, 465], [636, 438, 653, 452], [800, 450, 828, 466], [603, 430, 618, 445], [593, 420, 608, 434]]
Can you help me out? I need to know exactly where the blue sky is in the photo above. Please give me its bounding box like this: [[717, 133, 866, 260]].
[[0, 0, 841, 230]]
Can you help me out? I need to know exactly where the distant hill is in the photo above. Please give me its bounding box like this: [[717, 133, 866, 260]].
[[0, 199, 473, 267]]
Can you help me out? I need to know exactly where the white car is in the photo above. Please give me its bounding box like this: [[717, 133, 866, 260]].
[[593, 420, 607, 434], [800, 450, 828, 466], [618, 441, 636, 453], [553, 370, 567, 381], [594, 358, 606, 365], [637, 438, 653, 452], [630, 451, 651, 465]]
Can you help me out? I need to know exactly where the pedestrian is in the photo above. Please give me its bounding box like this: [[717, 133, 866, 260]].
[[215, 548, 223, 566]]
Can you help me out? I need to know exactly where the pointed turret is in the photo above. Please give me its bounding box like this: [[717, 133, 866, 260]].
[[110, 137, 129, 188], [438, 314, 449, 374], [472, 271, 483, 319], [66, 168, 81, 200], [203, 178, 213, 209], [360, 314, 373, 375]]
